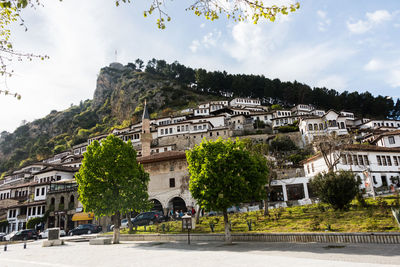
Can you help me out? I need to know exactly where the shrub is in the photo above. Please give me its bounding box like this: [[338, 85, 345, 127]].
[[276, 125, 299, 133], [310, 171, 361, 210], [270, 135, 297, 152], [26, 217, 43, 229]]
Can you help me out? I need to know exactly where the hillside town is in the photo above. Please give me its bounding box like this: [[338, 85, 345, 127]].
[[1, 97, 400, 235]]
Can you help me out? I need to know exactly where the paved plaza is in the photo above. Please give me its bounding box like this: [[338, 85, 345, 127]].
[[0, 240, 400, 267]]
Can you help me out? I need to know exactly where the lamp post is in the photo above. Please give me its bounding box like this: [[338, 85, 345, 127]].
[[182, 214, 192, 245]]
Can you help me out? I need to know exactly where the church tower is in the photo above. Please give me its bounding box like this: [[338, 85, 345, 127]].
[[141, 100, 152, 157]]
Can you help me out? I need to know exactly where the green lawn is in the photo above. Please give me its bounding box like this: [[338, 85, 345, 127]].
[[118, 196, 400, 235]]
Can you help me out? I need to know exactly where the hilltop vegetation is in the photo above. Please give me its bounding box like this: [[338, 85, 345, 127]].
[[1, 59, 399, 175]]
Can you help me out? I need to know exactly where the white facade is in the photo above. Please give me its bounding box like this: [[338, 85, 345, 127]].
[[230, 98, 260, 106], [359, 120, 400, 130], [271, 116, 296, 128], [291, 104, 312, 116], [373, 131, 400, 148], [299, 110, 348, 143], [272, 110, 292, 118], [194, 108, 210, 116], [303, 146, 400, 189]]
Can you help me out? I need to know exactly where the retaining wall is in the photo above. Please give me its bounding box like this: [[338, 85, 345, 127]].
[[120, 232, 400, 244]]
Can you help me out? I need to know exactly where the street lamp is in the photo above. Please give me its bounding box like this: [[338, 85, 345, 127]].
[[182, 214, 192, 245]]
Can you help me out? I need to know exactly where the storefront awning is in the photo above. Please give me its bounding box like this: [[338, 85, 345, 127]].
[[72, 212, 94, 221]]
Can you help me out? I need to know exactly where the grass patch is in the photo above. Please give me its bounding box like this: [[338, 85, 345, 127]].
[[113, 196, 400, 235]]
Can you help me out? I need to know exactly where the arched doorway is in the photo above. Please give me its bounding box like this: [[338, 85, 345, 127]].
[[150, 199, 163, 212], [168, 197, 187, 212]]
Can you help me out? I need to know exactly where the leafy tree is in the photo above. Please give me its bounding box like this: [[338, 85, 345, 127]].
[[270, 135, 297, 152], [75, 134, 150, 244], [310, 171, 361, 210], [187, 138, 269, 243]]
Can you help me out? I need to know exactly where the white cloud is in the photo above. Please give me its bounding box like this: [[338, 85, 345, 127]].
[[189, 30, 221, 52], [364, 59, 384, 71], [366, 10, 392, 23], [316, 75, 348, 90], [189, 40, 200, 53], [317, 10, 331, 32], [224, 21, 355, 87], [347, 10, 392, 34], [364, 58, 400, 88], [200, 23, 205, 28], [388, 69, 400, 87]]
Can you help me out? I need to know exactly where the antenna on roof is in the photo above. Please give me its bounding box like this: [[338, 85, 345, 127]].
[[115, 50, 118, 62]]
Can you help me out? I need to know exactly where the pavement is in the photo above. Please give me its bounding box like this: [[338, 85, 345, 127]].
[[0, 239, 400, 267]]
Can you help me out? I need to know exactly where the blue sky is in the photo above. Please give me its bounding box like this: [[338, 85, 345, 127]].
[[0, 0, 400, 132]]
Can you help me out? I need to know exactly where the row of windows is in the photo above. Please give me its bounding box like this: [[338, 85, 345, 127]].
[[122, 134, 140, 141], [28, 205, 46, 216], [0, 192, 10, 200], [14, 190, 28, 197], [39, 175, 61, 183], [236, 99, 260, 104], [277, 111, 291, 116], [377, 155, 400, 166], [373, 122, 400, 127], [341, 154, 370, 166], [195, 109, 209, 114], [233, 111, 249, 115], [275, 118, 293, 126], [307, 121, 346, 131]]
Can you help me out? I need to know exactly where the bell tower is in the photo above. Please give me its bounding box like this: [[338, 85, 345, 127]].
[[141, 100, 152, 157]]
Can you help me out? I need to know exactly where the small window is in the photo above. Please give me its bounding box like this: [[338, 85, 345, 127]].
[[41, 187, 45, 195], [347, 154, 353, 165], [169, 178, 175, 188], [36, 188, 40, 196], [389, 136, 395, 144], [382, 156, 387, 166], [358, 155, 364, 165], [394, 156, 399, 166], [377, 156, 382, 166], [170, 164, 174, 171], [32, 207, 36, 216], [387, 156, 392, 166], [353, 155, 358, 165], [363, 155, 369, 165]]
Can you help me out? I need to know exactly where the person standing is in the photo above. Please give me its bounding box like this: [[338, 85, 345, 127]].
[[191, 207, 196, 217]]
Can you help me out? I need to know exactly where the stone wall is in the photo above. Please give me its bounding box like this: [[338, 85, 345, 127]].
[[120, 232, 400, 244]]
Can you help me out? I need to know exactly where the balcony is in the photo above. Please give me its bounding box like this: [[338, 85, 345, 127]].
[[48, 183, 78, 194], [11, 195, 29, 201]]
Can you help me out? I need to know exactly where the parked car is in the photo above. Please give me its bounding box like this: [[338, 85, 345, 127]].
[[3, 231, 17, 241], [68, 224, 102, 236], [38, 228, 66, 239], [131, 211, 166, 226], [11, 229, 38, 241], [110, 218, 130, 231]]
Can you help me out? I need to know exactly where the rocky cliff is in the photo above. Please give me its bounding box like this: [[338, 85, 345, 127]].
[[0, 62, 221, 175]]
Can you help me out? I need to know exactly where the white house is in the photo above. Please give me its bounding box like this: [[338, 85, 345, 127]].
[[291, 104, 312, 116], [358, 119, 400, 130], [272, 110, 292, 118], [230, 98, 260, 107], [302, 145, 400, 190], [299, 110, 348, 143], [372, 130, 400, 148]]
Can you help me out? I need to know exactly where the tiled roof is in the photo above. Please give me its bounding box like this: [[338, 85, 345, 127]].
[[138, 151, 186, 164]]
